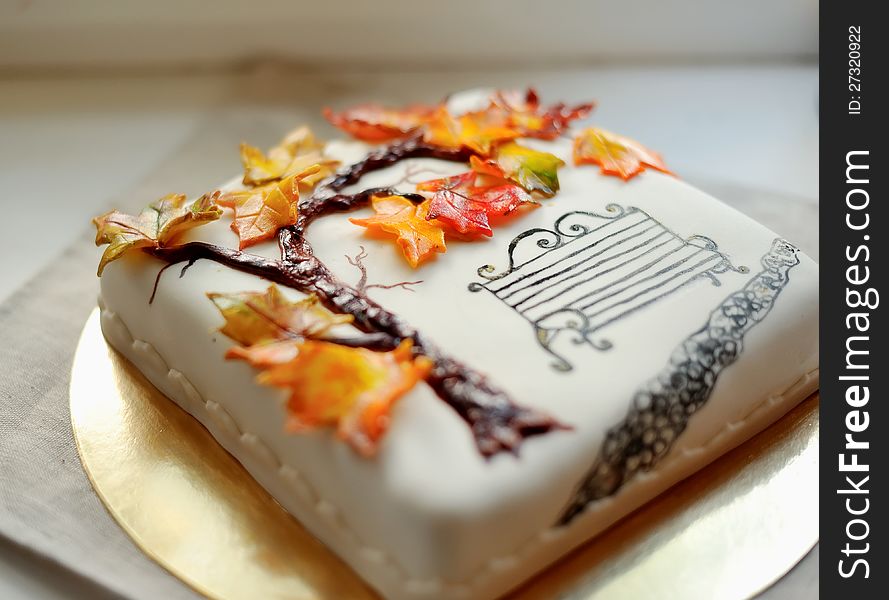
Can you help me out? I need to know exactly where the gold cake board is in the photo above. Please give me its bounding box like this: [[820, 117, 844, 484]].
[[70, 309, 818, 599]]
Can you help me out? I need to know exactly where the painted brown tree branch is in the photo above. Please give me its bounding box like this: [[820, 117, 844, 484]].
[[147, 137, 567, 456]]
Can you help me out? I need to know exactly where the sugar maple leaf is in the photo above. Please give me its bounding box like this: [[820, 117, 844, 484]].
[[416, 171, 536, 237], [219, 166, 320, 249], [324, 89, 593, 156], [323, 103, 436, 143], [207, 286, 353, 346], [229, 339, 431, 456], [492, 88, 594, 140], [573, 127, 673, 181], [422, 106, 519, 157], [93, 192, 222, 275], [470, 142, 564, 197], [349, 195, 447, 267], [324, 89, 593, 158], [240, 126, 339, 188]]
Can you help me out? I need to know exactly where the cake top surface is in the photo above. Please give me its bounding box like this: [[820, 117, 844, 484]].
[[93, 88, 818, 529]]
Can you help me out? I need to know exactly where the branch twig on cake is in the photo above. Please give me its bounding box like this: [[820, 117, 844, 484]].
[[346, 246, 422, 293]]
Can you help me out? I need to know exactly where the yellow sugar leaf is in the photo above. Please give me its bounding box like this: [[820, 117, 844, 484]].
[[573, 127, 673, 181], [92, 192, 222, 275], [422, 106, 519, 157], [208, 285, 353, 347], [241, 126, 339, 188]]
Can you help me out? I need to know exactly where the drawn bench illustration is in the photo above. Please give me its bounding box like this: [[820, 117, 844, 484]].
[[469, 204, 749, 371]]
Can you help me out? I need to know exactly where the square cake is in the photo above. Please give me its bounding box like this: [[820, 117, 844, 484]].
[[93, 88, 818, 599]]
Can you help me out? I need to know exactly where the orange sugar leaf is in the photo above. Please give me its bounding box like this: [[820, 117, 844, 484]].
[[350, 195, 448, 267]]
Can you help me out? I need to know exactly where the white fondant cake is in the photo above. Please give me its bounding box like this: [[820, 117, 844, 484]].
[[96, 90, 818, 599]]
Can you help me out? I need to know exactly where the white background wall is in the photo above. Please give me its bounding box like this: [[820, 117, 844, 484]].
[[2, 0, 817, 70]]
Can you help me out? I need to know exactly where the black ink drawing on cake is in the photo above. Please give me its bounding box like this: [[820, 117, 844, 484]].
[[557, 238, 801, 525], [468, 205, 748, 371]]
